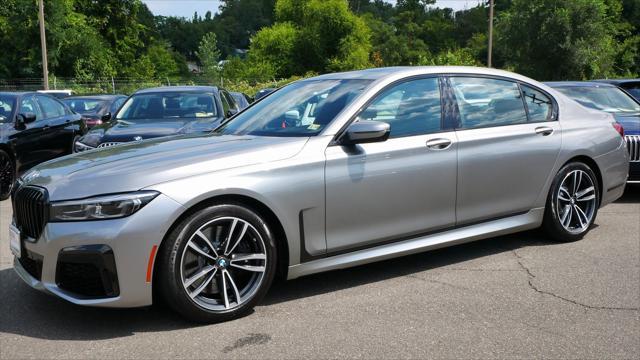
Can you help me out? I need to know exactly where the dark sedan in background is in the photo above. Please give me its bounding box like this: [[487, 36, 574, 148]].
[[254, 88, 275, 101], [74, 86, 240, 152], [0, 92, 85, 199], [547, 81, 640, 182], [596, 79, 640, 102], [230, 91, 251, 110], [64, 95, 127, 128]]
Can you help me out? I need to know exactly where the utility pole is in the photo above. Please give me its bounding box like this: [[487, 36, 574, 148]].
[[38, 0, 49, 90], [487, 0, 494, 68]]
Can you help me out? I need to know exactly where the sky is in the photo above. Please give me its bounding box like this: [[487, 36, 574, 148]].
[[142, 0, 485, 19]]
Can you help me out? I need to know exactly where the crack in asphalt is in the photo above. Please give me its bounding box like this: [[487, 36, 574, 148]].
[[512, 249, 639, 312], [405, 274, 470, 291]]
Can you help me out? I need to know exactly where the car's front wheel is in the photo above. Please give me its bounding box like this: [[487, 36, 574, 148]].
[[543, 162, 600, 242], [157, 203, 277, 323], [71, 134, 81, 153]]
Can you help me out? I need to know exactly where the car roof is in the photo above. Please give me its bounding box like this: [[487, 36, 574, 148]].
[[0, 91, 36, 96], [134, 86, 219, 94], [595, 79, 640, 85], [310, 66, 540, 81], [64, 95, 126, 100], [544, 81, 619, 88]]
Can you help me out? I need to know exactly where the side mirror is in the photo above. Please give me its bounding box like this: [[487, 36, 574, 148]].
[[15, 112, 36, 130], [339, 120, 390, 145], [101, 112, 112, 122]]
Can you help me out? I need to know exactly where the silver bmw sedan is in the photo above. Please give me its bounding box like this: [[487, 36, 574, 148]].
[[10, 67, 629, 322]]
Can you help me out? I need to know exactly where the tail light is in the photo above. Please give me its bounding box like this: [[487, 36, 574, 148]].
[[613, 122, 624, 137]]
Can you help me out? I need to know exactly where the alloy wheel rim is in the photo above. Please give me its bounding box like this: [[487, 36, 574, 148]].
[[179, 216, 267, 312], [556, 170, 597, 234], [0, 152, 14, 197]]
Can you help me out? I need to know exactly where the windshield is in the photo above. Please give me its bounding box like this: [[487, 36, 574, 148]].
[[215, 79, 372, 137], [64, 98, 107, 114], [0, 95, 16, 123], [116, 92, 218, 121], [556, 86, 640, 113]]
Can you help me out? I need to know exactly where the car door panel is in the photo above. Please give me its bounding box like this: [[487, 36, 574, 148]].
[[448, 76, 562, 225], [324, 77, 457, 252], [325, 133, 458, 251], [11, 95, 48, 171], [455, 122, 561, 224], [37, 95, 73, 158]]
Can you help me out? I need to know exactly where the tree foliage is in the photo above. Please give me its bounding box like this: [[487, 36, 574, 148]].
[[196, 32, 222, 78], [496, 0, 623, 80], [0, 0, 638, 85]]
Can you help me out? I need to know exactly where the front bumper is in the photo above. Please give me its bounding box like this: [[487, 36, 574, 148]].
[[12, 193, 184, 307]]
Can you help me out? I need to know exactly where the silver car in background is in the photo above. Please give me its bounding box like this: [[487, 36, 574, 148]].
[[10, 67, 628, 322]]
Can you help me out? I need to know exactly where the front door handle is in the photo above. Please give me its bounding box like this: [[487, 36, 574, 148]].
[[426, 138, 452, 150], [535, 126, 554, 136], [43, 125, 50, 131]]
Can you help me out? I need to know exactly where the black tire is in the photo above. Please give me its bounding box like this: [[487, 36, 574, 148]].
[[543, 162, 600, 242], [0, 150, 15, 201], [157, 203, 277, 323], [71, 134, 81, 153]]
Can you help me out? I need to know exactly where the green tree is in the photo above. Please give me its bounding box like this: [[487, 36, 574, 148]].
[[249, 22, 299, 77], [497, 0, 620, 80], [146, 42, 181, 78], [197, 32, 222, 79], [250, 0, 371, 76]]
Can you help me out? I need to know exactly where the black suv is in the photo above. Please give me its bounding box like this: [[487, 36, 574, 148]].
[[0, 92, 85, 200]]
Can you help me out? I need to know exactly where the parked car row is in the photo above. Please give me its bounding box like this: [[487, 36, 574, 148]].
[[8, 67, 631, 323], [0, 86, 253, 200]]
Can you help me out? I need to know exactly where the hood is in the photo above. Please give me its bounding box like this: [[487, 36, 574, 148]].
[[80, 118, 224, 145], [613, 113, 640, 135], [24, 134, 309, 200]]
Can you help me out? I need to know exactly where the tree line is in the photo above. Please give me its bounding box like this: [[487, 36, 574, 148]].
[[0, 0, 638, 87]]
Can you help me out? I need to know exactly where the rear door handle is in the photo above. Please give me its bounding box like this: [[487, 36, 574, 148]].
[[535, 126, 554, 136], [426, 138, 452, 150]]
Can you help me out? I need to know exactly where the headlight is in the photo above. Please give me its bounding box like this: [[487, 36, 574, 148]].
[[74, 141, 96, 153], [50, 191, 159, 222]]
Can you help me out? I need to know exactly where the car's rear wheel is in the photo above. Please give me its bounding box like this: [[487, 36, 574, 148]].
[[157, 203, 277, 323], [543, 162, 599, 242], [0, 150, 15, 201]]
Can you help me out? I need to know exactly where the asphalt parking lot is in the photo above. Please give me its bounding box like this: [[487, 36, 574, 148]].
[[0, 186, 638, 359]]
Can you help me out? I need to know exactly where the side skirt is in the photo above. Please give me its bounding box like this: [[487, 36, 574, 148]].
[[287, 208, 545, 280]]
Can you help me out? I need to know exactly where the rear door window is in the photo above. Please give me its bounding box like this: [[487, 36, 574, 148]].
[[36, 95, 66, 119], [521, 85, 554, 122], [450, 77, 528, 129]]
